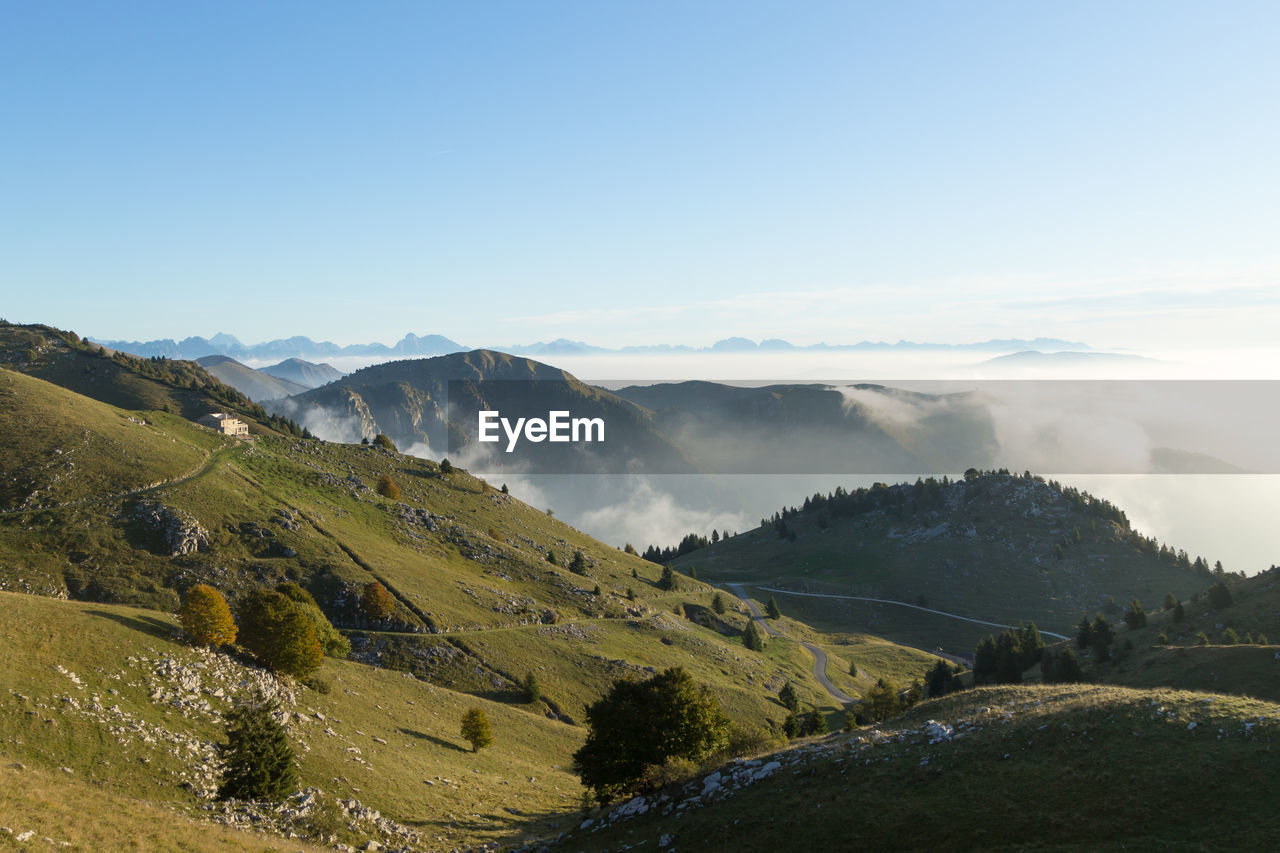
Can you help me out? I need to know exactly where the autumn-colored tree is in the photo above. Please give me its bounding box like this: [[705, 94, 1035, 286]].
[[376, 474, 400, 501], [361, 581, 395, 620], [178, 584, 237, 647], [461, 707, 494, 752]]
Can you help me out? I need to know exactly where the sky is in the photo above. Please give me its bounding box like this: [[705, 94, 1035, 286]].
[[3, 1, 1280, 351]]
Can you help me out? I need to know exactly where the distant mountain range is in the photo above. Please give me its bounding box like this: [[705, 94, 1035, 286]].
[[89, 333, 1092, 362], [88, 332, 467, 361]]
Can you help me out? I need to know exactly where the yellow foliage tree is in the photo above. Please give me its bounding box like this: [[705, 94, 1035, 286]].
[[179, 584, 237, 646]]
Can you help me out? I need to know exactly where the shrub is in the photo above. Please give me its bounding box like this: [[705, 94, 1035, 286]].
[[461, 707, 494, 752], [217, 697, 297, 801], [573, 667, 730, 802], [1221, 627, 1239, 645], [1194, 631, 1210, 646], [238, 589, 324, 678], [360, 581, 395, 620], [372, 434, 397, 452], [178, 584, 237, 647], [862, 677, 900, 722], [375, 474, 400, 501], [487, 527, 504, 543], [274, 585, 348, 659]]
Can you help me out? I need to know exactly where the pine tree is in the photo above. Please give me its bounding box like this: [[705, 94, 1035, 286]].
[[546, 549, 559, 566], [743, 619, 765, 652], [1173, 601, 1186, 623], [659, 564, 677, 591], [1123, 599, 1147, 629], [439, 458, 453, 476], [524, 672, 541, 704], [711, 593, 726, 615], [178, 584, 237, 647], [765, 596, 782, 620], [778, 681, 799, 712], [218, 697, 297, 801], [863, 678, 900, 722], [461, 707, 494, 752], [569, 550, 588, 575]]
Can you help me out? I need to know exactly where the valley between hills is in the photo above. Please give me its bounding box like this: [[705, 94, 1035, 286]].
[[2, 320, 1279, 852]]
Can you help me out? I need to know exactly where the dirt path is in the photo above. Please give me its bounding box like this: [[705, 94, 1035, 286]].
[[0, 447, 231, 516], [727, 582, 855, 705]]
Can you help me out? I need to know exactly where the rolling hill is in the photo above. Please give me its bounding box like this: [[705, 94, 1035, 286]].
[[260, 357, 344, 389], [197, 355, 311, 401], [671, 470, 1217, 655]]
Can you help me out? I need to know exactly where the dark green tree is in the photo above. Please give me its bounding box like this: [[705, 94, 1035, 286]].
[[238, 589, 324, 678], [524, 671, 541, 703], [925, 659, 959, 697], [569, 550, 588, 575], [217, 697, 297, 802], [742, 619, 765, 652], [765, 596, 782, 620], [1075, 615, 1094, 650], [1123, 599, 1147, 629], [711, 592, 726, 615], [439, 458, 453, 476], [658, 564, 677, 591], [799, 709, 828, 736], [1163, 592, 1179, 611], [572, 667, 730, 802], [1208, 581, 1233, 610], [778, 681, 799, 712], [1173, 601, 1186, 623], [862, 677, 900, 722]]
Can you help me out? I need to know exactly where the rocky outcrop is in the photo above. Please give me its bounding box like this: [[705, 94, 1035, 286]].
[[134, 501, 210, 556]]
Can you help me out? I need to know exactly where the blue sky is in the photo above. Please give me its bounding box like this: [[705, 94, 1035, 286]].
[[3, 1, 1278, 350]]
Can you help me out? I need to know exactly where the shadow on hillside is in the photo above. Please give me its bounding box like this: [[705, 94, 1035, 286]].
[[86, 609, 174, 640], [398, 727, 468, 752]]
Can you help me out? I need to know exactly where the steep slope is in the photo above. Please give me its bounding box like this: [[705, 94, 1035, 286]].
[[674, 471, 1216, 653], [0, 370, 941, 735], [0, 321, 294, 432], [260, 357, 343, 389], [196, 355, 310, 401], [277, 349, 695, 474], [558, 683, 1280, 851]]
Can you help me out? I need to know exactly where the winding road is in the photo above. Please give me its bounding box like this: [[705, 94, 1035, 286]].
[[755, 586, 1070, 641], [727, 582, 855, 705]]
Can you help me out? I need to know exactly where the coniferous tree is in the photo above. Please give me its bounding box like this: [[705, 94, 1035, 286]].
[[659, 564, 677, 591], [1163, 592, 1179, 611], [1173, 601, 1186, 623], [712, 592, 726, 615], [461, 707, 494, 752], [569, 550, 588, 575], [178, 584, 237, 647], [766, 596, 782, 620], [778, 681, 799, 712], [743, 619, 765, 652], [546, 549, 559, 566], [218, 697, 297, 802], [524, 672, 541, 704], [1208, 581, 1233, 610], [863, 678, 900, 722], [1076, 614, 1094, 650], [1123, 599, 1147, 629]]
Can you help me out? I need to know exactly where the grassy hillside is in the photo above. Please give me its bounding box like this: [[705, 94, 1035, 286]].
[[560, 682, 1280, 852], [0, 321, 303, 434], [1078, 566, 1280, 702], [674, 471, 1217, 653], [0, 591, 583, 850], [0, 368, 947, 793]]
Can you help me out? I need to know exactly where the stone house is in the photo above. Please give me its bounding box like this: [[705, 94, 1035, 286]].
[[197, 412, 250, 437]]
